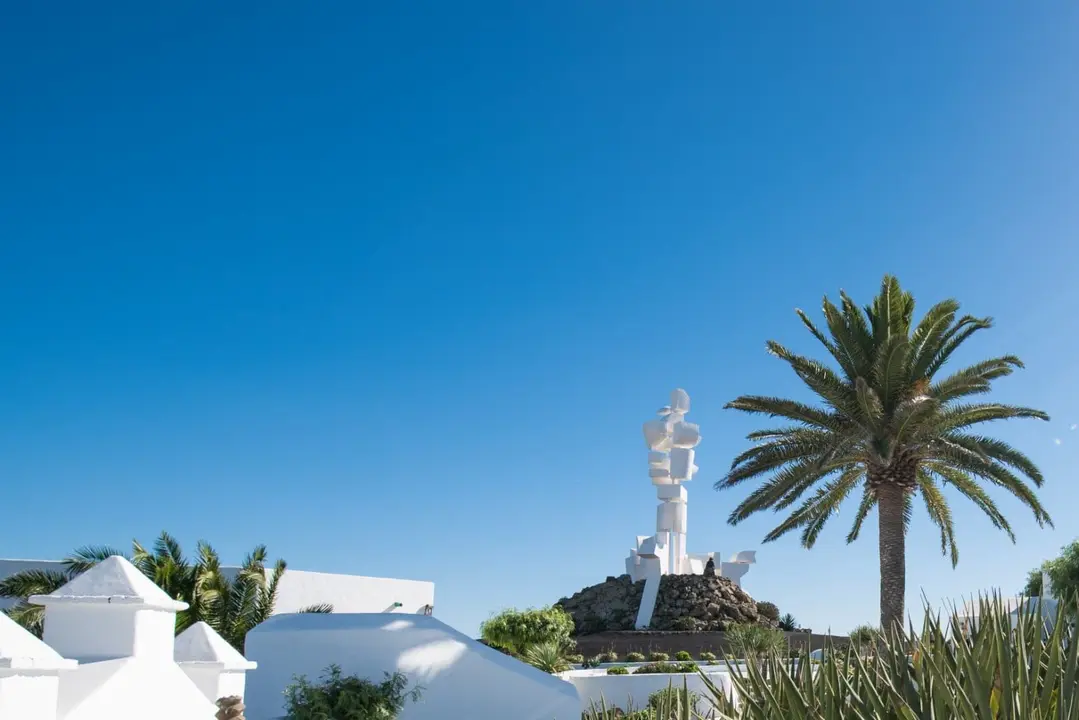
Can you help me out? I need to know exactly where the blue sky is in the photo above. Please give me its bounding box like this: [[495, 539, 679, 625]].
[[2, 2, 1078, 637]]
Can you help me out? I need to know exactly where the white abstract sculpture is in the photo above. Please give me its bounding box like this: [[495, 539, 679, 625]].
[[625, 389, 758, 629]]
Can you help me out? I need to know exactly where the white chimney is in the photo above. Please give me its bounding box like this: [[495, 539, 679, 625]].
[[29, 556, 187, 663]]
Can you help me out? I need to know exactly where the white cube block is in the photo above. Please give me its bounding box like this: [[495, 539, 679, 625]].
[[671, 422, 701, 449], [656, 484, 687, 502], [647, 451, 669, 468], [670, 389, 691, 414], [643, 419, 672, 451], [669, 448, 696, 480], [649, 467, 673, 484], [657, 502, 687, 533]]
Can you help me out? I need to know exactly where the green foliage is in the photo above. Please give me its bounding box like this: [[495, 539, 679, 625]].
[[675, 650, 693, 661], [584, 597, 1079, 719], [606, 665, 629, 675], [720, 275, 1050, 630], [648, 686, 700, 712], [634, 661, 699, 674], [1025, 539, 1079, 613], [756, 601, 780, 622], [698, 651, 716, 662], [726, 623, 786, 659], [672, 616, 699, 631], [566, 653, 584, 665], [0, 532, 315, 651], [598, 650, 619, 663], [626, 651, 646, 662], [283, 665, 421, 720], [777, 613, 798, 631], [582, 656, 603, 669], [847, 623, 878, 646], [648, 651, 670, 662], [521, 641, 570, 674], [478, 606, 574, 656]]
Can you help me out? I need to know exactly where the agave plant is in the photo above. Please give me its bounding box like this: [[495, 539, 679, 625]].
[[699, 594, 1079, 719], [522, 641, 571, 674]]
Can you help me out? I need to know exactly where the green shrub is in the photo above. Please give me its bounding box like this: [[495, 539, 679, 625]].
[[598, 650, 619, 663], [565, 653, 584, 664], [634, 661, 698, 674], [648, 686, 700, 711], [726, 623, 786, 658], [755, 601, 780, 622], [479, 606, 574, 655], [522, 641, 570, 673], [625, 651, 646, 662], [582, 656, 603, 669], [647, 651, 669, 662], [671, 616, 698, 631], [777, 612, 798, 631], [698, 651, 716, 662], [674, 650, 692, 661], [606, 665, 629, 675], [848, 623, 878, 646], [284, 665, 421, 720]]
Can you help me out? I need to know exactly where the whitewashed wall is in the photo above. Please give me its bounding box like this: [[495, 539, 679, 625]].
[[0, 560, 434, 616], [244, 613, 581, 720]]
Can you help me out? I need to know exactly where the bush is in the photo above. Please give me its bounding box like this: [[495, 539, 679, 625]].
[[674, 650, 692, 661], [634, 661, 699, 674], [648, 686, 700, 711], [777, 612, 798, 631], [699, 651, 716, 662], [726, 623, 786, 658], [648, 651, 669, 662], [284, 665, 421, 720], [598, 650, 619, 663], [848, 623, 878, 646], [625, 651, 646, 662], [606, 665, 629, 675], [565, 654, 584, 664], [756, 601, 780, 622], [671, 616, 698, 631], [479, 606, 574, 655]]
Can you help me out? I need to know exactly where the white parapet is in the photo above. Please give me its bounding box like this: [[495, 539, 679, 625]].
[[175, 622, 257, 705], [0, 612, 77, 720]]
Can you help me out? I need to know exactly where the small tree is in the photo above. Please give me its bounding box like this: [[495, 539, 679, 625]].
[[284, 665, 421, 720], [479, 606, 574, 656], [1023, 539, 1079, 613]]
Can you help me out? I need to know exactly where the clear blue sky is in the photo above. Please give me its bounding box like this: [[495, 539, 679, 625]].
[[2, 2, 1078, 638]]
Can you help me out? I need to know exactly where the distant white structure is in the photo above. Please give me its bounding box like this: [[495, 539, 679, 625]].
[[0, 554, 259, 719], [245, 612, 581, 720], [0, 559, 435, 617], [626, 389, 757, 629]]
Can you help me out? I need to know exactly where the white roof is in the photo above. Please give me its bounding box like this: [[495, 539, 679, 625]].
[[28, 555, 188, 612], [58, 657, 216, 720], [174, 622, 256, 670], [0, 610, 77, 671]]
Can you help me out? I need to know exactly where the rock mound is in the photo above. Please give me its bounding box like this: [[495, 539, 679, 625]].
[[556, 574, 765, 634]]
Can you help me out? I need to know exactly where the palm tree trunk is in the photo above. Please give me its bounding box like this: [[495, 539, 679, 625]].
[[876, 482, 907, 633]]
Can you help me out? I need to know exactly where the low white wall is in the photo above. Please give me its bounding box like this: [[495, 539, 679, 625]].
[[270, 569, 434, 615], [561, 668, 735, 715], [244, 613, 581, 720]]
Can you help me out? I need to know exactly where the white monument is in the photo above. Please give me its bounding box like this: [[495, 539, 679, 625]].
[[625, 389, 757, 629]]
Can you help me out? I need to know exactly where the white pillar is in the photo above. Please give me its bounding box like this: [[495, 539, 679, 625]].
[[175, 622, 257, 705]]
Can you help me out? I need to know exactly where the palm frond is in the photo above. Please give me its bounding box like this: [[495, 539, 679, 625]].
[[298, 603, 334, 614], [917, 470, 959, 567], [0, 568, 69, 599], [724, 395, 840, 430], [64, 545, 127, 575]]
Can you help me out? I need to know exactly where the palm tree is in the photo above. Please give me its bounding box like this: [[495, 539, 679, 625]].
[[717, 276, 1051, 632], [0, 532, 332, 650]]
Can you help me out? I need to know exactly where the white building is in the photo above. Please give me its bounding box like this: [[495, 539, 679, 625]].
[[0, 559, 435, 617]]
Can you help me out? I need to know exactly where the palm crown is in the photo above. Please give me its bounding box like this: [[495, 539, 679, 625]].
[[717, 276, 1050, 630]]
